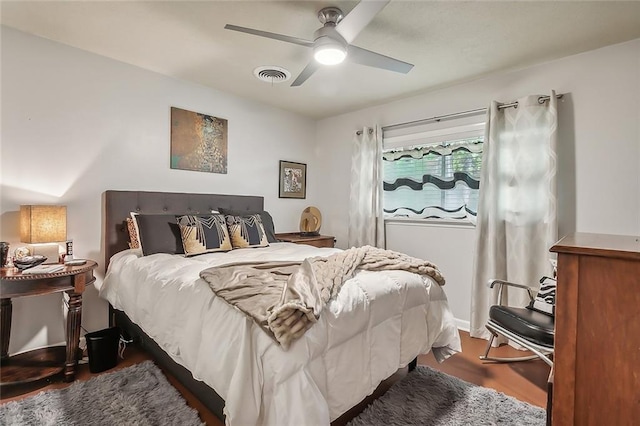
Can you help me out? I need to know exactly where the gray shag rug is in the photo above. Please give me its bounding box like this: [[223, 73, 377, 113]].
[[349, 365, 546, 426], [0, 361, 203, 426]]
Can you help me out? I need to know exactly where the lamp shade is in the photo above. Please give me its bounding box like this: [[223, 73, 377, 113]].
[[20, 205, 67, 243]]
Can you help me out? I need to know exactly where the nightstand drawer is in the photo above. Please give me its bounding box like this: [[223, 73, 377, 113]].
[[275, 233, 335, 248]]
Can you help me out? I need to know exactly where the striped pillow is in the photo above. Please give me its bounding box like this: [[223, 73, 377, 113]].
[[226, 214, 270, 249], [178, 214, 232, 256]]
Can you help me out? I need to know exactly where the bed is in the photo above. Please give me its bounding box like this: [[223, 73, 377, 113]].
[[100, 190, 461, 425]]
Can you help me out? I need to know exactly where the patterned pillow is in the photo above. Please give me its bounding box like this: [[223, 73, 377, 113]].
[[218, 208, 278, 243], [126, 217, 140, 249], [529, 276, 556, 316], [178, 214, 232, 256], [226, 214, 270, 249]]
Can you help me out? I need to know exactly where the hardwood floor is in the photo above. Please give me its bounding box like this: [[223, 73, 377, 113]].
[[1, 331, 549, 425], [419, 331, 550, 408]]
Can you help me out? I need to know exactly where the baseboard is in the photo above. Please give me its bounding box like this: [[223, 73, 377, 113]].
[[455, 318, 470, 332]]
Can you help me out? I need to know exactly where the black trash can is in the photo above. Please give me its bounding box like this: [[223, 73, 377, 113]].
[[85, 327, 120, 373]]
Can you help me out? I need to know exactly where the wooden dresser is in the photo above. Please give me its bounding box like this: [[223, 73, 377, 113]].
[[275, 233, 335, 248], [549, 233, 640, 426]]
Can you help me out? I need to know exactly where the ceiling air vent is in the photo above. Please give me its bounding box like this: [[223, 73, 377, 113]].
[[253, 66, 291, 84]]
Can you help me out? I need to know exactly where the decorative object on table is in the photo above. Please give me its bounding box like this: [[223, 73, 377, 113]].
[[299, 206, 321, 236], [20, 205, 66, 264], [170, 106, 228, 174], [62, 239, 85, 265], [279, 160, 306, 199], [0, 361, 203, 426], [0, 242, 9, 268], [13, 255, 47, 271], [64, 239, 74, 262], [347, 365, 545, 426], [13, 246, 30, 260]]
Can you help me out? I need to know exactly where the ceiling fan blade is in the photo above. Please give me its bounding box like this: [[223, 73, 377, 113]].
[[336, 0, 390, 44], [291, 61, 320, 87], [348, 45, 414, 74], [224, 24, 314, 48]]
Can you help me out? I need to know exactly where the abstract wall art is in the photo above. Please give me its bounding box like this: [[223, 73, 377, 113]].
[[170, 107, 228, 173]]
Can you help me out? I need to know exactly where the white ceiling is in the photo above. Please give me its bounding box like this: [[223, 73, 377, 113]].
[[2, 1, 640, 119]]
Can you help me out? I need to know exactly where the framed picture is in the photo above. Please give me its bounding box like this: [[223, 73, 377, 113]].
[[279, 160, 306, 199], [170, 107, 228, 174]]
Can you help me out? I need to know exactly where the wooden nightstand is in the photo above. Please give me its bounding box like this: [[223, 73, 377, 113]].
[[0, 260, 97, 386], [275, 233, 336, 248]]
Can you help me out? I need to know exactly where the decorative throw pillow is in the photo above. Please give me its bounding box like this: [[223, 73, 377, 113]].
[[226, 214, 270, 248], [177, 214, 232, 256], [126, 217, 140, 249], [136, 214, 184, 256], [218, 208, 277, 243]]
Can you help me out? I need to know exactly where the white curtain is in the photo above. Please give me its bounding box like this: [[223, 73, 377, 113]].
[[348, 126, 385, 248], [470, 92, 558, 341]]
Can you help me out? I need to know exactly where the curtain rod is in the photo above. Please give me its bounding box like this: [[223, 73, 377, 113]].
[[377, 93, 564, 133]]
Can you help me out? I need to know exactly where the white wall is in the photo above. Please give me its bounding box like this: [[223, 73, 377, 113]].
[[316, 39, 640, 326], [0, 27, 317, 354]]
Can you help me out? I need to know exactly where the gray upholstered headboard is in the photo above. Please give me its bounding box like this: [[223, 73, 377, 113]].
[[102, 190, 264, 269]]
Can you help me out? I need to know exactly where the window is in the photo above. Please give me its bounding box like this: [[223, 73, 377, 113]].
[[382, 120, 484, 222]]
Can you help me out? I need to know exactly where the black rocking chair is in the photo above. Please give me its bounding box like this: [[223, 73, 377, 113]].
[[479, 277, 556, 367]]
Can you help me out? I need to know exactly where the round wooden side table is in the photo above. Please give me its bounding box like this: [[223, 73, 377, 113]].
[[0, 260, 97, 386]]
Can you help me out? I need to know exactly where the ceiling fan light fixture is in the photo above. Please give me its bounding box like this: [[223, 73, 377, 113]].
[[225, 0, 411, 86], [314, 46, 346, 65], [313, 37, 346, 65]]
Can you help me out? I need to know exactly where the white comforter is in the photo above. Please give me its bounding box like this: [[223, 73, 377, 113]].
[[99, 243, 461, 426]]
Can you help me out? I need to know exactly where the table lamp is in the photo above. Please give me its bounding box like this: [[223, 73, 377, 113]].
[[20, 205, 66, 264]]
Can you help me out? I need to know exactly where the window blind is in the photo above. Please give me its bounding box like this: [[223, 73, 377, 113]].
[[382, 117, 485, 222]]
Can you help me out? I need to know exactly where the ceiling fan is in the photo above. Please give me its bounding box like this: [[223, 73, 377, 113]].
[[224, 0, 414, 87]]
